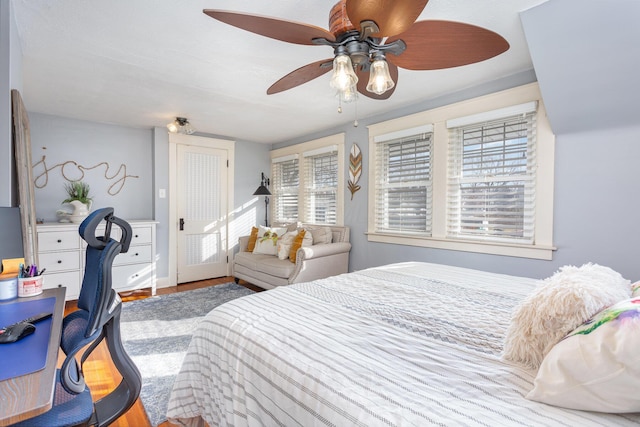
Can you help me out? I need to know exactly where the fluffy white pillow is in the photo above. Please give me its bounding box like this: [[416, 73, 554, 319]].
[[527, 297, 640, 412], [502, 263, 630, 369], [252, 226, 287, 255], [276, 231, 297, 260]]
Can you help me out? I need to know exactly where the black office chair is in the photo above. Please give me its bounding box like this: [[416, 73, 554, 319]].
[[11, 208, 142, 427]]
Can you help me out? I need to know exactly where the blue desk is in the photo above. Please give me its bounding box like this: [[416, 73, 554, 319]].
[[0, 287, 66, 426]]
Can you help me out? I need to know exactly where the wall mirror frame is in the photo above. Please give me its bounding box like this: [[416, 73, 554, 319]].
[[11, 89, 38, 265]]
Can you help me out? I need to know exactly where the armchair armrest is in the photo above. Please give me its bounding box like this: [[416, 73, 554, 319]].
[[297, 242, 351, 260], [290, 242, 352, 284]]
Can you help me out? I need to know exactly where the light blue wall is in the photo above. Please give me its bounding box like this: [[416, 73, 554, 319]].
[[152, 127, 169, 278], [29, 113, 153, 221]]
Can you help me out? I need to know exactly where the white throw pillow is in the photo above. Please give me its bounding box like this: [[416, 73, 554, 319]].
[[276, 231, 297, 260], [252, 226, 287, 255], [502, 263, 631, 369], [527, 297, 640, 412], [309, 226, 333, 244]]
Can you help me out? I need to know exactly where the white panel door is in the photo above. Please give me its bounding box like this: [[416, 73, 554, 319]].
[[176, 145, 228, 283]]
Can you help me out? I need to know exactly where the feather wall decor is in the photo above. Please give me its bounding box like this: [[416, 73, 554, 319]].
[[348, 143, 362, 200]]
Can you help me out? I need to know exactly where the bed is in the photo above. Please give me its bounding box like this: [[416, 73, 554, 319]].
[[166, 262, 640, 426]]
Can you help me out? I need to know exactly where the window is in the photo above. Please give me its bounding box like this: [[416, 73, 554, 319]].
[[271, 134, 345, 225], [367, 83, 555, 260], [447, 106, 537, 244], [271, 155, 299, 224], [373, 126, 433, 235], [304, 146, 338, 224]]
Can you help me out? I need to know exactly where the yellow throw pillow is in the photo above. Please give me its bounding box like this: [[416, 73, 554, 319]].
[[289, 229, 306, 263], [246, 227, 258, 252]]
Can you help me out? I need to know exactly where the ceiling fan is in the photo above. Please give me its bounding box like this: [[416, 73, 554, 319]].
[[203, 0, 510, 101]]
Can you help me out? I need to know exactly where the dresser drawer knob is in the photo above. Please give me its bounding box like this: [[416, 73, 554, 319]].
[[57, 284, 62, 288], [57, 239, 62, 243], [57, 260, 62, 264]]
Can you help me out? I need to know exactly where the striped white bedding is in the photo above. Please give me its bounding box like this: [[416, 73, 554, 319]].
[[166, 262, 640, 426]]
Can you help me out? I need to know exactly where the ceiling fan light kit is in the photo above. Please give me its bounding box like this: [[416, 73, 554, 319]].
[[330, 51, 359, 92], [366, 53, 395, 95], [203, 0, 510, 104]]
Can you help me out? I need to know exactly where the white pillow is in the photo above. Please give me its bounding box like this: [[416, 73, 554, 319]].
[[276, 231, 297, 260], [527, 297, 640, 412], [502, 263, 631, 369], [252, 226, 287, 255], [309, 226, 333, 244]]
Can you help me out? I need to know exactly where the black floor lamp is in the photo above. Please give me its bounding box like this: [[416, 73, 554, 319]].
[[253, 172, 271, 227]]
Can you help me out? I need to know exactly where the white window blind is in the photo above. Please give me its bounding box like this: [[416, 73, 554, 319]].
[[271, 157, 299, 224], [374, 130, 433, 234], [447, 110, 537, 243], [304, 148, 338, 224]]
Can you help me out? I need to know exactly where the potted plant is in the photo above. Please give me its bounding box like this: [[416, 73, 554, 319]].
[[62, 181, 93, 223]]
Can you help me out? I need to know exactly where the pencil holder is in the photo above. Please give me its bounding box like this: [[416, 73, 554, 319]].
[[18, 275, 43, 297]]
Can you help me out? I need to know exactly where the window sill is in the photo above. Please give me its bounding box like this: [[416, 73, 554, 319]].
[[366, 232, 556, 260]]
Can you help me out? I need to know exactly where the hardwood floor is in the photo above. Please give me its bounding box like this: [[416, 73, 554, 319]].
[[63, 276, 262, 427]]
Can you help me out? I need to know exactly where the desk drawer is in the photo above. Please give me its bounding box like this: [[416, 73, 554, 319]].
[[38, 231, 80, 251], [113, 245, 152, 266], [39, 251, 81, 273]]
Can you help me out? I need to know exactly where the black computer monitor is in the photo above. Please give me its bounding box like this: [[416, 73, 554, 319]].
[[0, 207, 25, 265]]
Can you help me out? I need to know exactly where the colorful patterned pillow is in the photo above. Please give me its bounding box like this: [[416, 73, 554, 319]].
[[632, 281, 640, 297], [253, 226, 287, 255], [246, 227, 259, 252], [527, 297, 640, 412]]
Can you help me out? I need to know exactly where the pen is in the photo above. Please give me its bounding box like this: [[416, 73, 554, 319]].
[[18, 263, 24, 278]]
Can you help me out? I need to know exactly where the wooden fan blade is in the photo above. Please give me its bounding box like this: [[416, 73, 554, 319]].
[[345, 0, 429, 38], [267, 59, 334, 95], [387, 20, 510, 70], [203, 10, 335, 45], [355, 62, 399, 100]]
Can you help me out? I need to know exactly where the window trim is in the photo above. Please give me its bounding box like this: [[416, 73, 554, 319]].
[[271, 133, 345, 225], [367, 83, 555, 260]]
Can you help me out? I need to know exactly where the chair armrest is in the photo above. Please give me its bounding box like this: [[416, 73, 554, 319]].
[[238, 235, 250, 252], [297, 242, 351, 260], [289, 242, 352, 284]]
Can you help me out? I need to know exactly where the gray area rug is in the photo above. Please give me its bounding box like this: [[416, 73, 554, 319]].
[[120, 283, 255, 426]]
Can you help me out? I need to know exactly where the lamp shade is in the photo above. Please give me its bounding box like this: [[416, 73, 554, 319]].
[[253, 185, 271, 196]]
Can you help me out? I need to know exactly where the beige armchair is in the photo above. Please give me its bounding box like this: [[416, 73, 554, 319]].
[[233, 225, 351, 290]]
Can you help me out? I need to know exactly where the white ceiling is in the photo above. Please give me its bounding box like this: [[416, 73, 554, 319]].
[[11, 0, 547, 144]]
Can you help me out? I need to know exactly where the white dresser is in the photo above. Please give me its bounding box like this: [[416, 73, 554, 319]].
[[37, 220, 157, 300]]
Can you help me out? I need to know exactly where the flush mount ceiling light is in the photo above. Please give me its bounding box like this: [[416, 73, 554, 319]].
[[167, 117, 195, 135]]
